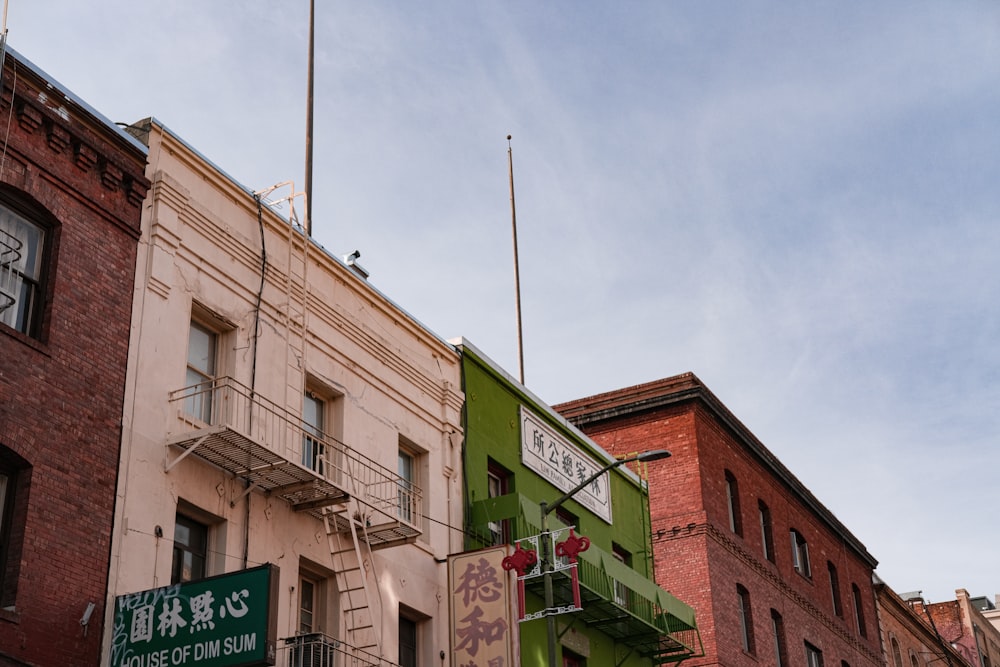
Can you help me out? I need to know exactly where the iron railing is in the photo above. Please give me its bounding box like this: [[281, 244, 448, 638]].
[[168, 377, 422, 527]]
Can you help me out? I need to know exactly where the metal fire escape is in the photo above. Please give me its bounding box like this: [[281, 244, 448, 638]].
[[164, 378, 422, 666], [0, 228, 21, 314]]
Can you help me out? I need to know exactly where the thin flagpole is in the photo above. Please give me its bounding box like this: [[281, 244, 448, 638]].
[[304, 0, 315, 236], [508, 135, 525, 385]]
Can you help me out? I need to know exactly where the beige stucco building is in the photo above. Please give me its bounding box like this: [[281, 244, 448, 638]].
[[105, 118, 463, 666]]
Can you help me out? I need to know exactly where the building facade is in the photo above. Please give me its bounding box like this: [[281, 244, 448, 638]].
[[911, 590, 1000, 667], [0, 49, 149, 666], [457, 342, 701, 667], [107, 119, 463, 666], [556, 373, 882, 667], [874, 581, 971, 667]]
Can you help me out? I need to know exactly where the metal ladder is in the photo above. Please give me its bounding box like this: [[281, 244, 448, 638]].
[[324, 499, 384, 661]]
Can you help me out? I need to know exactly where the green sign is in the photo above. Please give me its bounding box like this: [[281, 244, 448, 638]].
[[111, 564, 278, 667]]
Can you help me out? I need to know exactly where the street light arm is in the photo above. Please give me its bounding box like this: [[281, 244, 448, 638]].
[[541, 449, 670, 517]]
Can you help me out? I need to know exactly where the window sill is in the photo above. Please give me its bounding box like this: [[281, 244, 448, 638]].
[[0, 606, 21, 624], [0, 323, 49, 355]]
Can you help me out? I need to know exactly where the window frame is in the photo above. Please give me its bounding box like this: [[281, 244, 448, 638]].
[[759, 500, 775, 563], [790, 528, 811, 578], [0, 447, 30, 608], [171, 512, 209, 584], [771, 609, 787, 667], [611, 543, 633, 608], [0, 196, 52, 340], [805, 641, 824, 667], [487, 459, 512, 546], [737, 583, 755, 654], [302, 390, 326, 476], [852, 583, 867, 637], [725, 470, 743, 536], [184, 319, 218, 423], [398, 612, 419, 667], [828, 561, 843, 617]]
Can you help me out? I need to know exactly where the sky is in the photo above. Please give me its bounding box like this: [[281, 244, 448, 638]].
[[9, 2, 999, 605]]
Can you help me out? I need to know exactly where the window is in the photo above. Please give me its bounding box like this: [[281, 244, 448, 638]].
[[487, 460, 511, 546], [171, 513, 208, 583], [563, 649, 585, 667], [909, 653, 919, 667], [828, 561, 843, 617], [791, 528, 811, 577], [771, 609, 787, 667], [0, 200, 47, 338], [890, 637, 903, 667], [303, 391, 326, 476], [0, 447, 29, 607], [398, 447, 416, 524], [185, 320, 217, 422], [725, 470, 742, 535], [612, 544, 632, 608], [759, 500, 774, 563], [805, 641, 824, 667], [299, 576, 316, 633], [852, 583, 867, 637], [737, 584, 755, 654], [399, 614, 417, 667]]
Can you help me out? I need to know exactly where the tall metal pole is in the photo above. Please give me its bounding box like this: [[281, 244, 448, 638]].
[[507, 135, 525, 384], [304, 0, 315, 237]]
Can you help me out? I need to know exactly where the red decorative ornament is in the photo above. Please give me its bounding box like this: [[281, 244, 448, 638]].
[[555, 528, 591, 563], [555, 528, 591, 611], [502, 543, 538, 620]]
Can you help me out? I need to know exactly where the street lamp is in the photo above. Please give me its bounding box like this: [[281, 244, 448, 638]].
[[539, 449, 671, 667]]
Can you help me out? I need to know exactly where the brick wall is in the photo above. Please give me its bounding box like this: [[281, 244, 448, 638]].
[[0, 51, 148, 667], [557, 375, 882, 667]]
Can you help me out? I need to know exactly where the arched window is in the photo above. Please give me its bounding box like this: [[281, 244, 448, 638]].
[[890, 637, 903, 667], [725, 470, 742, 535], [737, 584, 755, 654], [0, 445, 31, 607]]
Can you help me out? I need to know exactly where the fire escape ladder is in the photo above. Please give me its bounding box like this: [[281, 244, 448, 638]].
[[0, 228, 21, 313], [324, 499, 383, 662]]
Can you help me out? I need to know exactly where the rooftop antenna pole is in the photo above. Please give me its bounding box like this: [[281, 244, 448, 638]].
[[303, 0, 315, 237], [508, 135, 525, 385]]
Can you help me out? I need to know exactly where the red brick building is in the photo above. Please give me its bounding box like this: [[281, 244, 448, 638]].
[[910, 590, 1000, 667], [556, 373, 882, 667], [874, 582, 971, 667], [0, 49, 148, 666]]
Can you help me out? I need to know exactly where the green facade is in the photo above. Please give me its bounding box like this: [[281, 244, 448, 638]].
[[458, 343, 701, 666]]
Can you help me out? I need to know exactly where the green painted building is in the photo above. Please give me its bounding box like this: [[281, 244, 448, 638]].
[[456, 341, 701, 666]]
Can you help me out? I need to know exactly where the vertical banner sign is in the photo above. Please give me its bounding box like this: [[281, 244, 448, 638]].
[[520, 406, 614, 523], [450, 546, 513, 667], [111, 564, 278, 667]]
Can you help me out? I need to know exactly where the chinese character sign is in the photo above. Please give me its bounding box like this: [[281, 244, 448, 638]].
[[450, 547, 513, 667], [111, 565, 277, 667], [520, 406, 613, 523]]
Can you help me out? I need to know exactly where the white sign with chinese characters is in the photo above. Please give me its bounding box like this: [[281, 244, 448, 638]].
[[520, 406, 613, 524]]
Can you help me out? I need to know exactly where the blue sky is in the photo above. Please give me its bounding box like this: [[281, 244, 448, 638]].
[[11, 2, 999, 604]]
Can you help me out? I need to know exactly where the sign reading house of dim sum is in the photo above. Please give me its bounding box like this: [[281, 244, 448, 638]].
[[110, 564, 279, 667], [520, 406, 613, 524]]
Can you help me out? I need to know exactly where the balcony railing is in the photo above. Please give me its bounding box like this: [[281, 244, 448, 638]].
[[469, 493, 703, 663], [166, 377, 422, 544], [278, 633, 399, 667]]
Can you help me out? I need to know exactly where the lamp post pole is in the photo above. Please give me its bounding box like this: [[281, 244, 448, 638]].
[[538, 449, 671, 667]]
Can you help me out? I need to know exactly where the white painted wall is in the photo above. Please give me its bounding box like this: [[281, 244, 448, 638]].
[[106, 121, 463, 666]]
